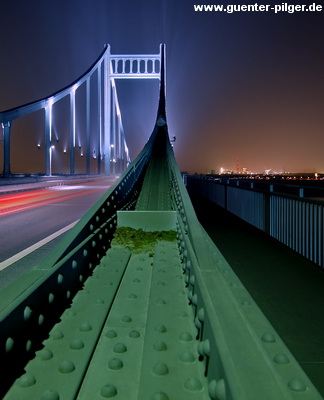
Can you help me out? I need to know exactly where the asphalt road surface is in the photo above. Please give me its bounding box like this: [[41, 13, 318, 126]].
[[0, 176, 119, 290]]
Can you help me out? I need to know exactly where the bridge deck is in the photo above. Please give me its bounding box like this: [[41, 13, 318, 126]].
[[189, 191, 324, 396]]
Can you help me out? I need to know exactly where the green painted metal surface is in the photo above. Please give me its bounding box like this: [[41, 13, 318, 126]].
[[1, 44, 323, 399]]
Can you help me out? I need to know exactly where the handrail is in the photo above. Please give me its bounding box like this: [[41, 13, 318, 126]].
[[187, 175, 324, 269]]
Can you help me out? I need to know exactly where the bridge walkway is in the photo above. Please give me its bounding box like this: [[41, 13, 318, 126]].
[[189, 191, 324, 396]]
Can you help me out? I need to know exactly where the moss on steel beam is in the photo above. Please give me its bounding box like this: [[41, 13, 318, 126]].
[[112, 226, 176, 253]]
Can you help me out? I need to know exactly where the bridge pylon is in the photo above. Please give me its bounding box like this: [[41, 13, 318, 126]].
[[103, 44, 164, 174]]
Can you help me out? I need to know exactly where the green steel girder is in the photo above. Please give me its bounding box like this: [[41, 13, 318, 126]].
[[1, 43, 323, 399]]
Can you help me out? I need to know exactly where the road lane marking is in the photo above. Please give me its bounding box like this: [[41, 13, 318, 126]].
[[0, 220, 79, 271]]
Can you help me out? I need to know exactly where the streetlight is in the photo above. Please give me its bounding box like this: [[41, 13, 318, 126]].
[[37, 140, 57, 176]]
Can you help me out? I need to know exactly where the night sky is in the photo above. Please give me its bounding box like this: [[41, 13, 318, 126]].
[[0, 0, 323, 174]]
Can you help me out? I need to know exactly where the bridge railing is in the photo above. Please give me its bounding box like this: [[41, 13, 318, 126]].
[[161, 148, 322, 399], [186, 175, 324, 269]]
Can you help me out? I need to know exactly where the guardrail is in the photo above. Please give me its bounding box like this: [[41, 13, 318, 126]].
[[186, 176, 324, 269]]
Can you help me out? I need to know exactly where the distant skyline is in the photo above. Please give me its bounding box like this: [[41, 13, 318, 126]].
[[0, 1, 323, 174]]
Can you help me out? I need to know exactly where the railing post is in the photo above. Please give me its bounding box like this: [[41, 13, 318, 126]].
[[224, 181, 228, 210], [2, 121, 11, 177], [264, 192, 270, 234]]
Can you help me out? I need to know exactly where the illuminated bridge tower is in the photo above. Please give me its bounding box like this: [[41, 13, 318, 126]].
[[0, 45, 164, 177], [105, 45, 163, 174]]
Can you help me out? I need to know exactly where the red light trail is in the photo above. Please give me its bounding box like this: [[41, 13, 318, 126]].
[[0, 186, 104, 217]]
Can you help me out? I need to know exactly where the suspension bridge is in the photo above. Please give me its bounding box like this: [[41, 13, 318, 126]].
[[0, 45, 323, 399]]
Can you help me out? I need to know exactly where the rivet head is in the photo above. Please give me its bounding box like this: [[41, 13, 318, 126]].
[[152, 362, 169, 375], [156, 299, 166, 305], [26, 340, 32, 352], [122, 315, 132, 323], [40, 389, 60, 400], [208, 378, 226, 400], [24, 306, 32, 321], [153, 341, 167, 351], [5, 337, 14, 352], [79, 323, 92, 332], [151, 393, 169, 400], [184, 377, 203, 391], [48, 293, 55, 303], [59, 360, 75, 374], [70, 339, 85, 350], [37, 348, 53, 361], [155, 324, 167, 333], [288, 378, 307, 392], [178, 311, 188, 318], [197, 308, 204, 321], [129, 330, 140, 338], [178, 332, 193, 342], [51, 329, 64, 340], [113, 343, 127, 353], [100, 384, 117, 398], [198, 339, 210, 356], [38, 314, 45, 325], [65, 310, 76, 317], [105, 330, 117, 338], [108, 358, 123, 370], [274, 353, 290, 364], [179, 351, 195, 363], [17, 373, 36, 387], [261, 333, 276, 343], [241, 300, 251, 306]]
